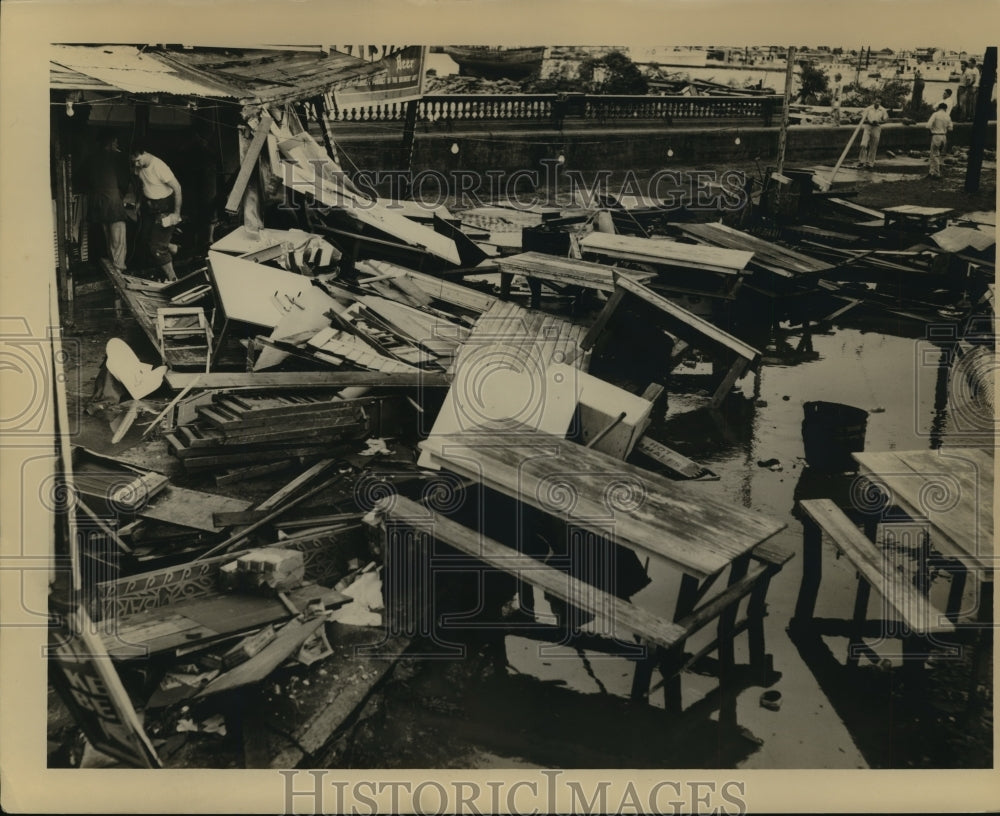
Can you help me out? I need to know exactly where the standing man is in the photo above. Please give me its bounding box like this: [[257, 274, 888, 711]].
[[925, 102, 953, 178], [955, 60, 969, 121], [85, 130, 129, 272], [129, 140, 182, 281], [830, 72, 844, 125], [963, 57, 980, 120], [909, 68, 925, 115], [941, 87, 955, 115], [857, 96, 889, 169]]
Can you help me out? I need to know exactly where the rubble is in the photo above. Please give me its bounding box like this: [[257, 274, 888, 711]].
[[46, 46, 996, 772]]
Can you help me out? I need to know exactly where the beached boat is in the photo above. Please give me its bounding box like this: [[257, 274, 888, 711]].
[[443, 45, 546, 79]]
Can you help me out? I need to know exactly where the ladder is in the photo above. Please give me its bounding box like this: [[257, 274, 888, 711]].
[[156, 307, 213, 372]]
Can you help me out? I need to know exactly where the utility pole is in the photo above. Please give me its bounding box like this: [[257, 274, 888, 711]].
[[965, 46, 997, 193], [776, 46, 796, 176]]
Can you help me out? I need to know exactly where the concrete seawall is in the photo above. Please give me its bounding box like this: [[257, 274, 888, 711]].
[[330, 121, 995, 177]]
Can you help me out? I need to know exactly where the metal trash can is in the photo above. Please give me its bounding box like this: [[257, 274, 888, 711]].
[[801, 401, 869, 472]]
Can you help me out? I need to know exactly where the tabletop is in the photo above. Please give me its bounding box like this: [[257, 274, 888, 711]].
[[420, 425, 786, 580], [853, 447, 994, 573]]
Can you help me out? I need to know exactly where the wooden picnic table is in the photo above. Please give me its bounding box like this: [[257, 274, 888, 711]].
[[402, 426, 791, 724], [853, 447, 994, 623], [853, 448, 993, 575]]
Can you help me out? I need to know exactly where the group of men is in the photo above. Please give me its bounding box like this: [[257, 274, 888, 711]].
[[853, 56, 987, 176], [955, 57, 981, 121], [85, 133, 187, 282], [855, 95, 955, 178]]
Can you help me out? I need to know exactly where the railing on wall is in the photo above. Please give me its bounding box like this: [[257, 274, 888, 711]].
[[324, 93, 781, 125]]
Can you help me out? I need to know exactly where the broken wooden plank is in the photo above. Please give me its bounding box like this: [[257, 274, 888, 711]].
[[207, 251, 341, 329], [100, 584, 337, 658], [611, 272, 761, 364], [165, 371, 451, 389], [633, 437, 719, 481], [215, 460, 296, 487], [196, 617, 328, 697], [677, 222, 832, 278], [580, 232, 753, 275], [496, 251, 655, 293], [225, 115, 274, 214]]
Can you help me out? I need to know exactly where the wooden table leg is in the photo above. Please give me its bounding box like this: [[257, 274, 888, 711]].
[[527, 278, 542, 310], [630, 639, 659, 701], [792, 517, 823, 628], [748, 571, 774, 679], [945, 561, 969, 624], [718, 556, 750, 731], [499, 272, 513, 299], [647, 573, 702, 711], [847, 578, 871, 669], [965, 577, 993, 724]]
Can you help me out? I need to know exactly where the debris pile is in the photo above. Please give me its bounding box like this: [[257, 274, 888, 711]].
[[50, 95, 995, 770]]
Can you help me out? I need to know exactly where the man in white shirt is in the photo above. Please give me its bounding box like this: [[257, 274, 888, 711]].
[[857, 97, 889, 169], [941, 88, 955, 115], [130, 141, 183, 281], [925, 102, 953, 178], [830, 72, 843, 125], [962, 58, 981, 120]]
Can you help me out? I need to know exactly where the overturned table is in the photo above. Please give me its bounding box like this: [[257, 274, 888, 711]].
[[373, 426, 790, 728]]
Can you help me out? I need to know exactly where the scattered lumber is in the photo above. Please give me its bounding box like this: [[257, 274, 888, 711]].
[[165, 371, 451, 390], [165, 395, 371, 474], [496, 251, 655, 294], [580, 232, 753, 275], [677, 222, 832, 279]]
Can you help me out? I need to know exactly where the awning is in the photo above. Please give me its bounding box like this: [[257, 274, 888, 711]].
[[50, 45, 388, 104], [50, 45, 233, 97]]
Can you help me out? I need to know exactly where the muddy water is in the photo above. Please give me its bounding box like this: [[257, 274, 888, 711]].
[[357, 320, 990, 770]]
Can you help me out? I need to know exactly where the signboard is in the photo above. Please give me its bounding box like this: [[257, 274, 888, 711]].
[[332, 45, 426, 107], [48, 605, 162, 768]]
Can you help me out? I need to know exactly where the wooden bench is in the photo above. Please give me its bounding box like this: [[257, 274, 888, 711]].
[[368, 495, 792, 728], [793, 498, 956, 668]]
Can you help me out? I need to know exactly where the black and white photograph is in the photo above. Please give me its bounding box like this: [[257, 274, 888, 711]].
[[1, 2, 997, 813]]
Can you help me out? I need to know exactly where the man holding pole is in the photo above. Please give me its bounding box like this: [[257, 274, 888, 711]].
[[925, 102, 953, 179], [857, 97, 889, 169]]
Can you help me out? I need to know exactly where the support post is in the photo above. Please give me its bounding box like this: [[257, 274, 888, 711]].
[[965, 46, 997, 193], [776, 46, 797, 177]]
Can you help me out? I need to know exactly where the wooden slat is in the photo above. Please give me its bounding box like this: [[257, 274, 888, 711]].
[[677, 222, 832, 277], [799, 499, 955, 635], [580, 232, 752, 275], [196, 617, 327, 697], [165, 370, 451, 390], [136, 485, 252, 533], [101, 584, 336, 657], [633, 436, 718, 480], [420, 426, 785, 580], [375, 496, 686, 649], [497, 252, 654, 293], [613, 272, 760, 363], [225, 115, 274, 214]]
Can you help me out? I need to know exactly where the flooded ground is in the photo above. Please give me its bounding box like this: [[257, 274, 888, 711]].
[[317, 318, 991, 770]]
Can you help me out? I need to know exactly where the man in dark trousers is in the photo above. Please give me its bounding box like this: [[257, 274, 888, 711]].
[[85, 130, 129, 271], [129, 140, 182, 281]]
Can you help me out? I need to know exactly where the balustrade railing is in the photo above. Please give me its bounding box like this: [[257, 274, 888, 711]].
[[325, 93, 781, 125]]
